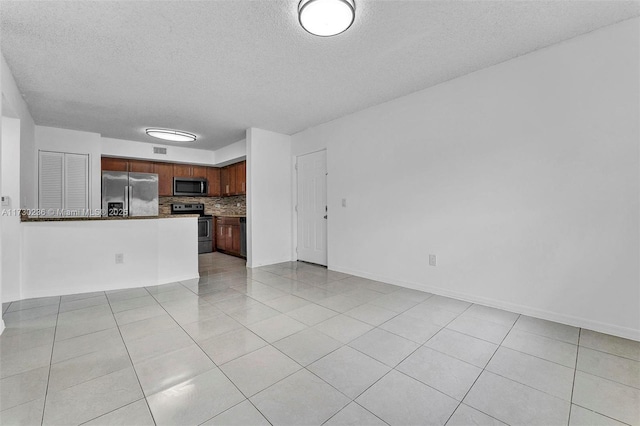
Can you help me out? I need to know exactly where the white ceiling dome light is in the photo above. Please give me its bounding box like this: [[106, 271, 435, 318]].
[[298, 0, 355, 37], [145, 128, 197, 142]]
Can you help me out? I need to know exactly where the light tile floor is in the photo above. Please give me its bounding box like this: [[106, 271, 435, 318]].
[[1, 252, 639, 425]]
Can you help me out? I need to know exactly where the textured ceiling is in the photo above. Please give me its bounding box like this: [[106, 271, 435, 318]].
[[1, 1, 638, 150]]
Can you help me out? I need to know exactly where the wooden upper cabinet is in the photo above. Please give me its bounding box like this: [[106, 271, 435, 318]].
[[207, 167, 221, 197], [220, 167, 230, 196], [101, 157, 230, 198], [192, 165, 208, 179], [101, 157, 128, 172], [235, 161, 246, 195], [173, 164, 192, 178], [128, 159, 154, 173], [227, 164, 238, 195], [218, 161, 246, 196], [154, 162, 174, 197]]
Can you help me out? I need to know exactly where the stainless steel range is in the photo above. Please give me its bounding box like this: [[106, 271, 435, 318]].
[[171, 203, 213, 254]]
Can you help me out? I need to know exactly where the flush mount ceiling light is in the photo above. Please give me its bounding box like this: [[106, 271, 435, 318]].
[[145, 128, 197, 142], [298, 0, 355, 37]]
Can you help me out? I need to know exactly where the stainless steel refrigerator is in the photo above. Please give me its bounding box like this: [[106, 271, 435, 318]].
[[102, 171, 159, 217]]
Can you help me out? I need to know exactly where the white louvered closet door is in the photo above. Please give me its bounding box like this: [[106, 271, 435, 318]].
[[38, 151, 89, 216], [64, 153, 89, 213], [38, 151, 64, 215]]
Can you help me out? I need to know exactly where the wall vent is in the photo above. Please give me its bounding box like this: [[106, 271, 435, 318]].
[[153, 147, 167, 155]]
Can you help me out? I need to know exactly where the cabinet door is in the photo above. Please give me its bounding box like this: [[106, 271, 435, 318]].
[[220, 167, 230, 196], [173, 164, 192, 178], [216, 222, 226, 250], [192, 165, 207, 179], [207, 167, 221, 197], [228, 164, 237, 195], [235, 161, 246, 195], [101, 157, 128, 172], [129, 160, 154, 173], [231, 225, 241, 254], [154, 162, 174, 196]]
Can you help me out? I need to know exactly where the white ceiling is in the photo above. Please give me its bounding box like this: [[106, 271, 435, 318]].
[[1, 1, 638, 150]]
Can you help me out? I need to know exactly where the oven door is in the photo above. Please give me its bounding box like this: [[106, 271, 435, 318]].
[[198, 217, 212, 241], [197, 217, 213, 254]]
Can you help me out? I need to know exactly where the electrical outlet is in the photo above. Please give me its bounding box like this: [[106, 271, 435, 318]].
[[115, 253, 124, 264], [342, 198, 347, 207], [429, 254, 436, 266]]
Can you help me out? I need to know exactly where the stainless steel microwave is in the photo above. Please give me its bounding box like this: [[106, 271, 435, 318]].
[[173, 177, 208, 196]]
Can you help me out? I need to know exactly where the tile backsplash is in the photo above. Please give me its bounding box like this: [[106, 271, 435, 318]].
[[159, 195, 246, 216]]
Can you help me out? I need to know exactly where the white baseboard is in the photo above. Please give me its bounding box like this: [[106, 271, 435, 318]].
[[15, 274, 201, 301], [159, 274, 200, 285], [330, 264, 640, 342], [247, 257, 293, 269]]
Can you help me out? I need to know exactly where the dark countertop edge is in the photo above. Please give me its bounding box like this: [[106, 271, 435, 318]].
[[214, 214, 246, 218], [21, 214, 200, 223]]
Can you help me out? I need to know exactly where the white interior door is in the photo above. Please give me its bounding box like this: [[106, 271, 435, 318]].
[[297, 150, 327, 266]]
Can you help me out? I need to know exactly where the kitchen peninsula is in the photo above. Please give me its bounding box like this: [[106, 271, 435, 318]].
[[19, 213, 199, 300], [13, 152, 247, 301]]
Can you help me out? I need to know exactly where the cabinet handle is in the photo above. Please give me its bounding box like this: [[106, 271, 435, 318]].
[[228, 228, 232, 237], [242, 182, 245, 191], [226, 184, 229, 193]]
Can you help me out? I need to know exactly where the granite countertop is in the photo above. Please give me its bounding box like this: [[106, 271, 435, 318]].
[[21, 214, 200, 222], [213, 214, 246, 218]]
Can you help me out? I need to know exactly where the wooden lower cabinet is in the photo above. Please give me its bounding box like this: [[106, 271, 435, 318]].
[[215, 217, 243, 257]]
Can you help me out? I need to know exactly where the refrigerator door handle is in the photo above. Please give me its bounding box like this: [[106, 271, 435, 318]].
[[123, 186, 129, 216]]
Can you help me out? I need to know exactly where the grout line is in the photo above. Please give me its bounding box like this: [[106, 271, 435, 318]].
[[77, 398, 148, 426], [39, 297, 62, 426], [442, 311, 520, 426], [569, 402, 634, 426], [567, 328, 582, 426], [103, 289, 159, 426], [148, 279, 272, 426]]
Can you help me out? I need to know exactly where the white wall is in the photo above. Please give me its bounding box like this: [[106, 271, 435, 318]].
[[35, 126, 102, 211], [2, 53, 37, 333], [20, 217, 198, 299], [1, 55, 36, 209], [1, 117, 22, 302], [101, 137, 216, 165], [291, 18, 640, 340], [246, 128, 293, 267], [101, 136, 246, 167], [214, 139, 246, 166]]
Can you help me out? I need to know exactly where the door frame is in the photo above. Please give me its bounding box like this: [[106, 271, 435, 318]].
[[293, 148, 328, 266]]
